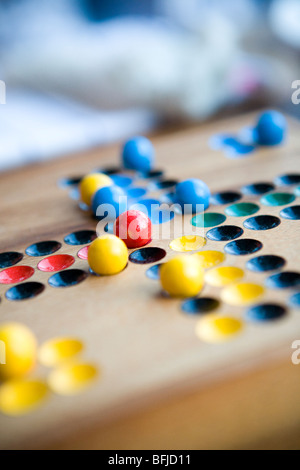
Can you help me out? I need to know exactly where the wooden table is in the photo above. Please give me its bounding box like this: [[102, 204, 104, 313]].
[[0, 111, 299, 450]]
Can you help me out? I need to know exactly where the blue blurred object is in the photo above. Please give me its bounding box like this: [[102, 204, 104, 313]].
[[110, 174, 133, 188], [81, 0, 155, 21], [175, 179, 210, 214], [126, 187, 148, 199], [210, 134, 256, 158], [254, 110, 287, 146], [122, 136, 155, 172], [92, 184, 127, 219]]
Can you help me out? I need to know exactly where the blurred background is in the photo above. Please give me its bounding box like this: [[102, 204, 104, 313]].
[[0, 0, 299, 171]]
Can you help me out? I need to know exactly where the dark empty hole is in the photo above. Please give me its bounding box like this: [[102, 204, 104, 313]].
[[25, 241, 62, 257], [246, 255, 286, 272], [266, 271, 300, 289], [98, 166, 123, 175], [280, 206, 300, 220], [224, 239, 263, 256], [64, 230, 97, 245], [0, 251, 23, 269], [48, 269, 88, 287], [6, 282, 45, 301], [129, 247, 166, 264], [58, 176, 83, 188], [241, 182, 275, 195], [149, 179, 178, 191], [210, 191, 242, 205], [206, 225, 244, 242], [243, 215, 281, 231], [181, 297, 220, 315], [138, 170, 164, 180], [246, 304, 287, 322], [275, 174, 300, 186]]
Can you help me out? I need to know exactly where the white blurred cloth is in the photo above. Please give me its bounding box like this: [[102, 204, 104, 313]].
[[0, 90, 157, 171], [3, 19, 241, 120], [269, 0, 300, 48], [0, 0, 286, 171]]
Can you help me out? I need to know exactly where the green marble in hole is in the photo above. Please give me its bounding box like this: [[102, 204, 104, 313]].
[[260, 192, 296, 207], [191, 212, 226, 228], [225, 202, 259, 217]]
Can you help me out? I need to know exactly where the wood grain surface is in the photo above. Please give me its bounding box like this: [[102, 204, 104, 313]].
[[0, 111, 299, 450]]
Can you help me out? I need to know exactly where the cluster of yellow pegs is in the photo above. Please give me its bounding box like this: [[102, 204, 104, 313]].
[[0, 323, 98, 416]]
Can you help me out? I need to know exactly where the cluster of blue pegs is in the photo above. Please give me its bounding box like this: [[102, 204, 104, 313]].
[[79, 135, 211, 221], [210, 110, 287, 158]]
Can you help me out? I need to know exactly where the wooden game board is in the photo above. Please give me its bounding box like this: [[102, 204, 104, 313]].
[[0, 111, 299, 450]]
